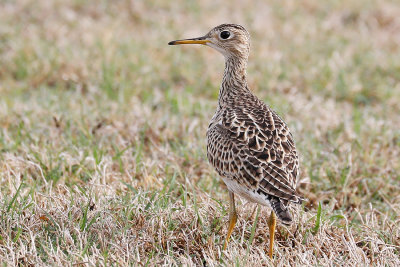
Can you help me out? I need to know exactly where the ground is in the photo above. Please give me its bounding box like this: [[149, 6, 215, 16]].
[[0, 0, 399, 266]]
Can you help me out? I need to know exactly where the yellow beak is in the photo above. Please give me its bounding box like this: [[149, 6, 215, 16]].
[[168, 37, 210, 45]]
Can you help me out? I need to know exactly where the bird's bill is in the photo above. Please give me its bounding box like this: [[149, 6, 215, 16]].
[[168, 37, 210, 45]]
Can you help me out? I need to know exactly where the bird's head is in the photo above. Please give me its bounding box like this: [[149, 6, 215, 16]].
[[169, 24, 250, 60]]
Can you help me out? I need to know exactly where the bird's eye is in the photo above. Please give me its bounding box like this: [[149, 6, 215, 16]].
[[220, 31, 231, 39]]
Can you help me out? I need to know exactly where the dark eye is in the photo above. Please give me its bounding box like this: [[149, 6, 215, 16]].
[[220, 31, 230, 39]]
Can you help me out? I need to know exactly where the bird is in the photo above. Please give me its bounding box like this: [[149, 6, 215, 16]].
[[168, 24, 302, 259]]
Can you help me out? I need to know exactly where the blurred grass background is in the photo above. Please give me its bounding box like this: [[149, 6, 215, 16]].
[[0, 0, 399, 265]]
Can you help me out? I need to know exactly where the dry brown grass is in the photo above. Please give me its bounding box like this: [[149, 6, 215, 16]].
[[0, 0, 399, 266]]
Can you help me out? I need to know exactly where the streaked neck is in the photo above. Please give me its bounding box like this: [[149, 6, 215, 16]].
[[218, 56, 249, 106]]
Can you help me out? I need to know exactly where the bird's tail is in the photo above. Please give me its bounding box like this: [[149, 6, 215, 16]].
[[269, 197, 293, 225]]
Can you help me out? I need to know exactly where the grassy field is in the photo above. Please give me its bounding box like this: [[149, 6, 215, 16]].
[[1, 0, 400, 265]]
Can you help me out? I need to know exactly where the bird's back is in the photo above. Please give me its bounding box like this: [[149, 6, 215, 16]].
[[206, 91, 301, 224]]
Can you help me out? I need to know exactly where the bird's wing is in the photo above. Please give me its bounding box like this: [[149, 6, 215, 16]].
[[216, 99, 301, 202]]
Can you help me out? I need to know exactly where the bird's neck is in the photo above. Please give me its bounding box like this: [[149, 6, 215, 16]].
[[218, 57, 249, 106]]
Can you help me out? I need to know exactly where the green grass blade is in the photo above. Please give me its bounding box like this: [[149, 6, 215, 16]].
[[7, 183, 24, 213]]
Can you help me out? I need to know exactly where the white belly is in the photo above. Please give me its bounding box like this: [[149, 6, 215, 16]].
[[222, 177, 272, 208]]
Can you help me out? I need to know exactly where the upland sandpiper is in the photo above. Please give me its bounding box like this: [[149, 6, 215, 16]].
[[169, 24, 302, 259]]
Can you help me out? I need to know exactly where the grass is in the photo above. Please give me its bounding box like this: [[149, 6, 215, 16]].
[[0, 0, 400, 265]]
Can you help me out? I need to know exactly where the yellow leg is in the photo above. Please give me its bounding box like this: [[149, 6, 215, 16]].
[[267, 211, 276, 259], [223, 191, 237, 250]]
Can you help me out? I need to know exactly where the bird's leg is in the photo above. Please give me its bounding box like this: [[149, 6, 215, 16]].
[[267, 210, 277, 259], [223, 191, 237, 250]]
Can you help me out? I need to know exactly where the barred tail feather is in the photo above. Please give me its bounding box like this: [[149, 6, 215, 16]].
[[269, 196, 293, 225]]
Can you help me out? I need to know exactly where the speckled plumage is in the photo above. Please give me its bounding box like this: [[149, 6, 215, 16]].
[[202, 24, 302, 225], [206, 77, 301, 224], [169, 23, 302, 226]]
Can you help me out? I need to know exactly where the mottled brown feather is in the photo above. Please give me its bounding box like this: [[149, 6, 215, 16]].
[[170, 23, 302, 224], [207, 92, 301, 204]]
